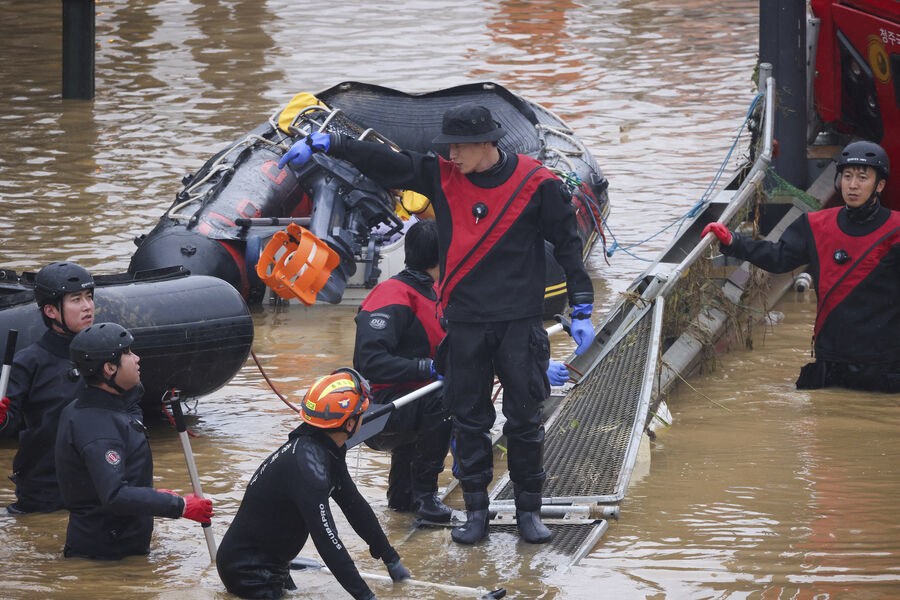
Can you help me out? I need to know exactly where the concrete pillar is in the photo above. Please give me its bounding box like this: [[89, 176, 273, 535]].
[[62, 0, 94, 99], [759, 0, 807, 189]]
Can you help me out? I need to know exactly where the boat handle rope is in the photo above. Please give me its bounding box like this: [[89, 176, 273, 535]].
[[168, 132, 293, 222]]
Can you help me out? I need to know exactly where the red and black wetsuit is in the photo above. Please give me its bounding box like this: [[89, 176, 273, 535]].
[[354, 268, 449, 510], [216, 425, 397, 600], [328, 137, 593, 493], [722, 204, 900, 391]]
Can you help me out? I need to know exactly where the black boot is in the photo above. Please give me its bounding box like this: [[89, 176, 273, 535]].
[[451, 491, 490, 545], [386, 444, 414, 511], [411, 491, 453, 523], [515, 489, 552, 544], [411, 415, 452, 522]]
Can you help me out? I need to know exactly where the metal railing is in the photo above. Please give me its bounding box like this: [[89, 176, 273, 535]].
[[656, 68, 775, 299]]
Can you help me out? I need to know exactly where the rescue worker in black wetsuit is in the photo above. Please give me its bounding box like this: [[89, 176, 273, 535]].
[[703, 141, 900, 392], [280, 103, 596, 545], [55, 322, 213, 559], [353, 219, 452, 523], [216, 368, 411, 600], [0, 261, 95, 514]]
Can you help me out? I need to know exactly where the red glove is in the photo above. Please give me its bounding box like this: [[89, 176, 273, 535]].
[[182, 493, 213, 524], [701, 222, 733, 246], [0, 397, 9, 425]]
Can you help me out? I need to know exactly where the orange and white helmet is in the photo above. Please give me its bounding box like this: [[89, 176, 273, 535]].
[[300, 368, 371, 429]]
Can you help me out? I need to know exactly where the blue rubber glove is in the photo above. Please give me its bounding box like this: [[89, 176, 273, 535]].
[[429, 359, 444, 381], [306, 131, 330, 152], [277, 132, 331, 169], [278, 139, 312, 169], [546, 360, 569, 386], [570, 303, 595, 355]]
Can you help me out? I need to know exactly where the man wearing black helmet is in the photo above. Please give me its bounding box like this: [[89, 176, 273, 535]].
[[55, 322, 213, 560], [0, 261, 95, 514], [703, 140, 900, 392], [279, 102, 596, 546]]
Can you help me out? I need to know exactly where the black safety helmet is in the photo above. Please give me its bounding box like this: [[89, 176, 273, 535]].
[[69, 322, 134, 378], [836, 141, 890, 180], [34, 261, 94, 308]]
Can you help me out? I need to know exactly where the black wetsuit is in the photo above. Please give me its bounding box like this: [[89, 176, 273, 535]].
[[0, 329, 81, 512], [722, 203, 900, 391], [322, 138, 593, 495], [55, 384, 183, 559], [216, 425, 398, 600], [354, 268, 449, 509]]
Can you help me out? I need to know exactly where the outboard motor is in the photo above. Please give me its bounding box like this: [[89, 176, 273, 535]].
[[290, 151, 403, 303]]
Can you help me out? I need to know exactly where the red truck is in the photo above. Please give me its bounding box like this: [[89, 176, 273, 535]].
[[811, 0, 900, 209]]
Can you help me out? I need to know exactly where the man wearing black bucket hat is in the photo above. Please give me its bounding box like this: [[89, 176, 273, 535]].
[[280, 102, 595, 545], [703, 140, 900, 392]]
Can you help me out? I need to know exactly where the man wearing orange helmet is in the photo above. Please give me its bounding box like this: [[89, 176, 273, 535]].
[[216, 368, 410, 600]]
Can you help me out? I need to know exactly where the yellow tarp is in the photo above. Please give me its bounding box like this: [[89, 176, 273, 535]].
[[277, 92, 329, 134], [395, 190, 435, 219]]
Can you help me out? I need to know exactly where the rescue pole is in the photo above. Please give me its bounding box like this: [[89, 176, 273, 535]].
[[289, 556, 507, 598], [347, 380, 443, 448], [168, 393, 217, 563], [347, 320, 571, 448], [0, 330, 18, 399]]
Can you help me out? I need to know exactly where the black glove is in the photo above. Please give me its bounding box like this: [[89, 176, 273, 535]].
[[385, 558, 410, 582]]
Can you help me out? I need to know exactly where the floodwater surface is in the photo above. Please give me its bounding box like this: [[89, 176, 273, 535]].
[[3, 1, 897, 599]]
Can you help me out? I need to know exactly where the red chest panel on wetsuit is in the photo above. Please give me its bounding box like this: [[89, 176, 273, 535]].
[[360, 278, 444, 357], [437, 155, 554, 309], [808, 207, 900, 335]]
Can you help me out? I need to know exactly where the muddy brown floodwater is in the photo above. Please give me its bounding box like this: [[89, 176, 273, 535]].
[[3, 1, 898, 599]]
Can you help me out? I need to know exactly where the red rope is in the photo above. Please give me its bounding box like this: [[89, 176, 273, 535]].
[[492, 380, 502, 404], [563, 362, 583, 383], [251, 349, 301, 413], [160, 400, 199, 438]]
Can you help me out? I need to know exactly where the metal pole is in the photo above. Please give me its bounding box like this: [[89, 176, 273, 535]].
[[62, 0, 95, 99], [290, 557, 507, 598], [759, 0, 806, 188], [170, 397, 217, 563], [0, 330, 19, 399]]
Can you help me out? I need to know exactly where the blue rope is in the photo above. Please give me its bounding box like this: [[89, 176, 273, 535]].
[[602, 92, 764, 261]]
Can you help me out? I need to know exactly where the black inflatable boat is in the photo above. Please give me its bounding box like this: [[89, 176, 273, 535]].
[[129, 82, 609, 317], [0, 267, 253, 411]]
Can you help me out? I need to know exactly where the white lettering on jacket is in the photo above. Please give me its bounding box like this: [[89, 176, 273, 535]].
[[319, 503, 343, 550]]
